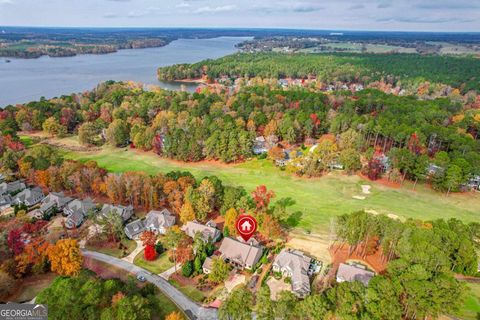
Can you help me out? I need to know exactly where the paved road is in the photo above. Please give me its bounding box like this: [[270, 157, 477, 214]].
[[82, 250, 218, 320]]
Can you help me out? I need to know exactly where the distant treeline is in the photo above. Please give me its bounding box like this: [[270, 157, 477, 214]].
[[157, 52, 480, 92]]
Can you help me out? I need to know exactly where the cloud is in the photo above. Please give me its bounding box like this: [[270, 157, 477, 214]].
[[176, 2, 190, 8], [349, 4, 365, 10], [414, 2, 479, 10], [377, 16, 475, 24], [103, 12, 118, 18], [194, 5, 236, 14], [106, 0, 131, 2], [254, 2, 324, 14], [377, 2, 392, 9], [292, 4, 324, 12], [0, 0, 14, 4]]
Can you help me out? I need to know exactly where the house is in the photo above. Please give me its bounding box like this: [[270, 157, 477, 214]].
[[466, 175, 480, 191], [143, 209, 175, 234], [0, 180, 26, 195], [181, 220, 221, 243], [12, 187, 45, 206], [427, 164, 444, 176], [272, 249, 312, 298], [64, 211, 85, 229], [218, 237, 263, 270], [40, 192, 73, 215], [63, 198, 97, 229], [124, 219, 146, 239], [336, 263, 375, 286], [253, 136, 270, 155], [0, 194, 12, 211], [100, 204, 134, 222], [202, 256, 214, 274]]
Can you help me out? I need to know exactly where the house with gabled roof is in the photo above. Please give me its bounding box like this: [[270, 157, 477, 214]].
[[181, 220, 221, 243], [0, 180, 26, 196], [218, 237, 263, 270], [273, 249, 312, 298], [100, 204, 134, 222], [63, 198, 97, 229], [336, 263, 375, 286], [13, 187, 45, 207], [144, 208, 175, 234], [124, 219, 145, 239], [40, 192, 73, 215], [0, 194, 12, 211]]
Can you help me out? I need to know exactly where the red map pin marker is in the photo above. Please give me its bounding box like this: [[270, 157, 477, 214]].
[[236, 215, 257, 242]]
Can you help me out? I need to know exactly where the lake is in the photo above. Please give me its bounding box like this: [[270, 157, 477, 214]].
[[0, 37, 248, 107]]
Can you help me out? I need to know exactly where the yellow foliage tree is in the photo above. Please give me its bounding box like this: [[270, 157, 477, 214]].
[[224, 208, 239, 237], [47, 239, 83, 276], [180, 201, 195, 224]]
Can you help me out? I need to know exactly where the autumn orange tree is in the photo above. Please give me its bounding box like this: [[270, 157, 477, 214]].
[[47, 239, 83, 276], [165, 311, 183, 320], [252, 185, 275, 213]]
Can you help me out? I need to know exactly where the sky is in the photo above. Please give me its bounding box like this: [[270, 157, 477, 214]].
[[0, 0, 479, 32]]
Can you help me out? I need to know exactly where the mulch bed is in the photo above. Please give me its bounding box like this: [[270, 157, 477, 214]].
[[329, 242, 389, 275]]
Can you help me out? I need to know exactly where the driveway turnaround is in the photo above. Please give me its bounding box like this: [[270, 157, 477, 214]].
[[82, 250, 218, 320]]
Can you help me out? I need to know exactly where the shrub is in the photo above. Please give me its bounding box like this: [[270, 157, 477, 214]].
[[182, 260, 194, 277]]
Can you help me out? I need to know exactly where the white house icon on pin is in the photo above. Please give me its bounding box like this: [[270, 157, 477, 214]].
[[241, 220, 252, 232]]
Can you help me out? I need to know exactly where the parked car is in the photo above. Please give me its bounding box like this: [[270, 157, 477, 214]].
[[136, 273, 147, 282]]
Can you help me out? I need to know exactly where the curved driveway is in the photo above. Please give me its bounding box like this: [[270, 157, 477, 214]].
[[82, 250, 218, 320]]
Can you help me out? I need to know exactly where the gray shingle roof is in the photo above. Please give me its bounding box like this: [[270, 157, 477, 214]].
[[100, 204, 134, 222], [273, 249, 312, 297], [144, 209, 175, 230], [218, 237, 263, 269], [124, 219, 145, 239], [181, 221, 221, 243], [13, 187, 44, 206], [336, 263, 375, 286]]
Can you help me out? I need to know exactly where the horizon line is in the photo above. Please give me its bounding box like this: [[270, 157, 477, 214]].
[[1, 25, 480, 34]]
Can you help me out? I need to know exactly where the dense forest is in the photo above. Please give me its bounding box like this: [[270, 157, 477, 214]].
[[220, 211, 480, 320], [157, 52, 480, 92], [1, 79, 479, 192]]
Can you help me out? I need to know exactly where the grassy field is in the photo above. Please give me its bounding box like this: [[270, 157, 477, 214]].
[[63, 146, 480, 234], [169, 278, 206, 303], [85, 238, 137, 258], [134, 250, 175, 274], [456, 283, 480, 320]]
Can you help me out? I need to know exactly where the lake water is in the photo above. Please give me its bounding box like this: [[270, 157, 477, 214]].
[[0, 37, 248, 107]]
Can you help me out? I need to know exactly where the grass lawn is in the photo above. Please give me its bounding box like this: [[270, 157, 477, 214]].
[[169, 278, 206, 303], [8, 273, 58, 303], [85, 238, 137, 258], [134, 250, 175, 274], [155, 290, 183, 319], [64, 146, 480, 234], [456, 283, 480, 320]]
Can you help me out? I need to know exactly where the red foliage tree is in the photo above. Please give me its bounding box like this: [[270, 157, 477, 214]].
[[407, 132, 423, 155], [251, 185, 275, 213], [366, 158, 383, 181], [152, 135, 163, 154], [8, 229, 24, 256], [144, 244, 157, 261]]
